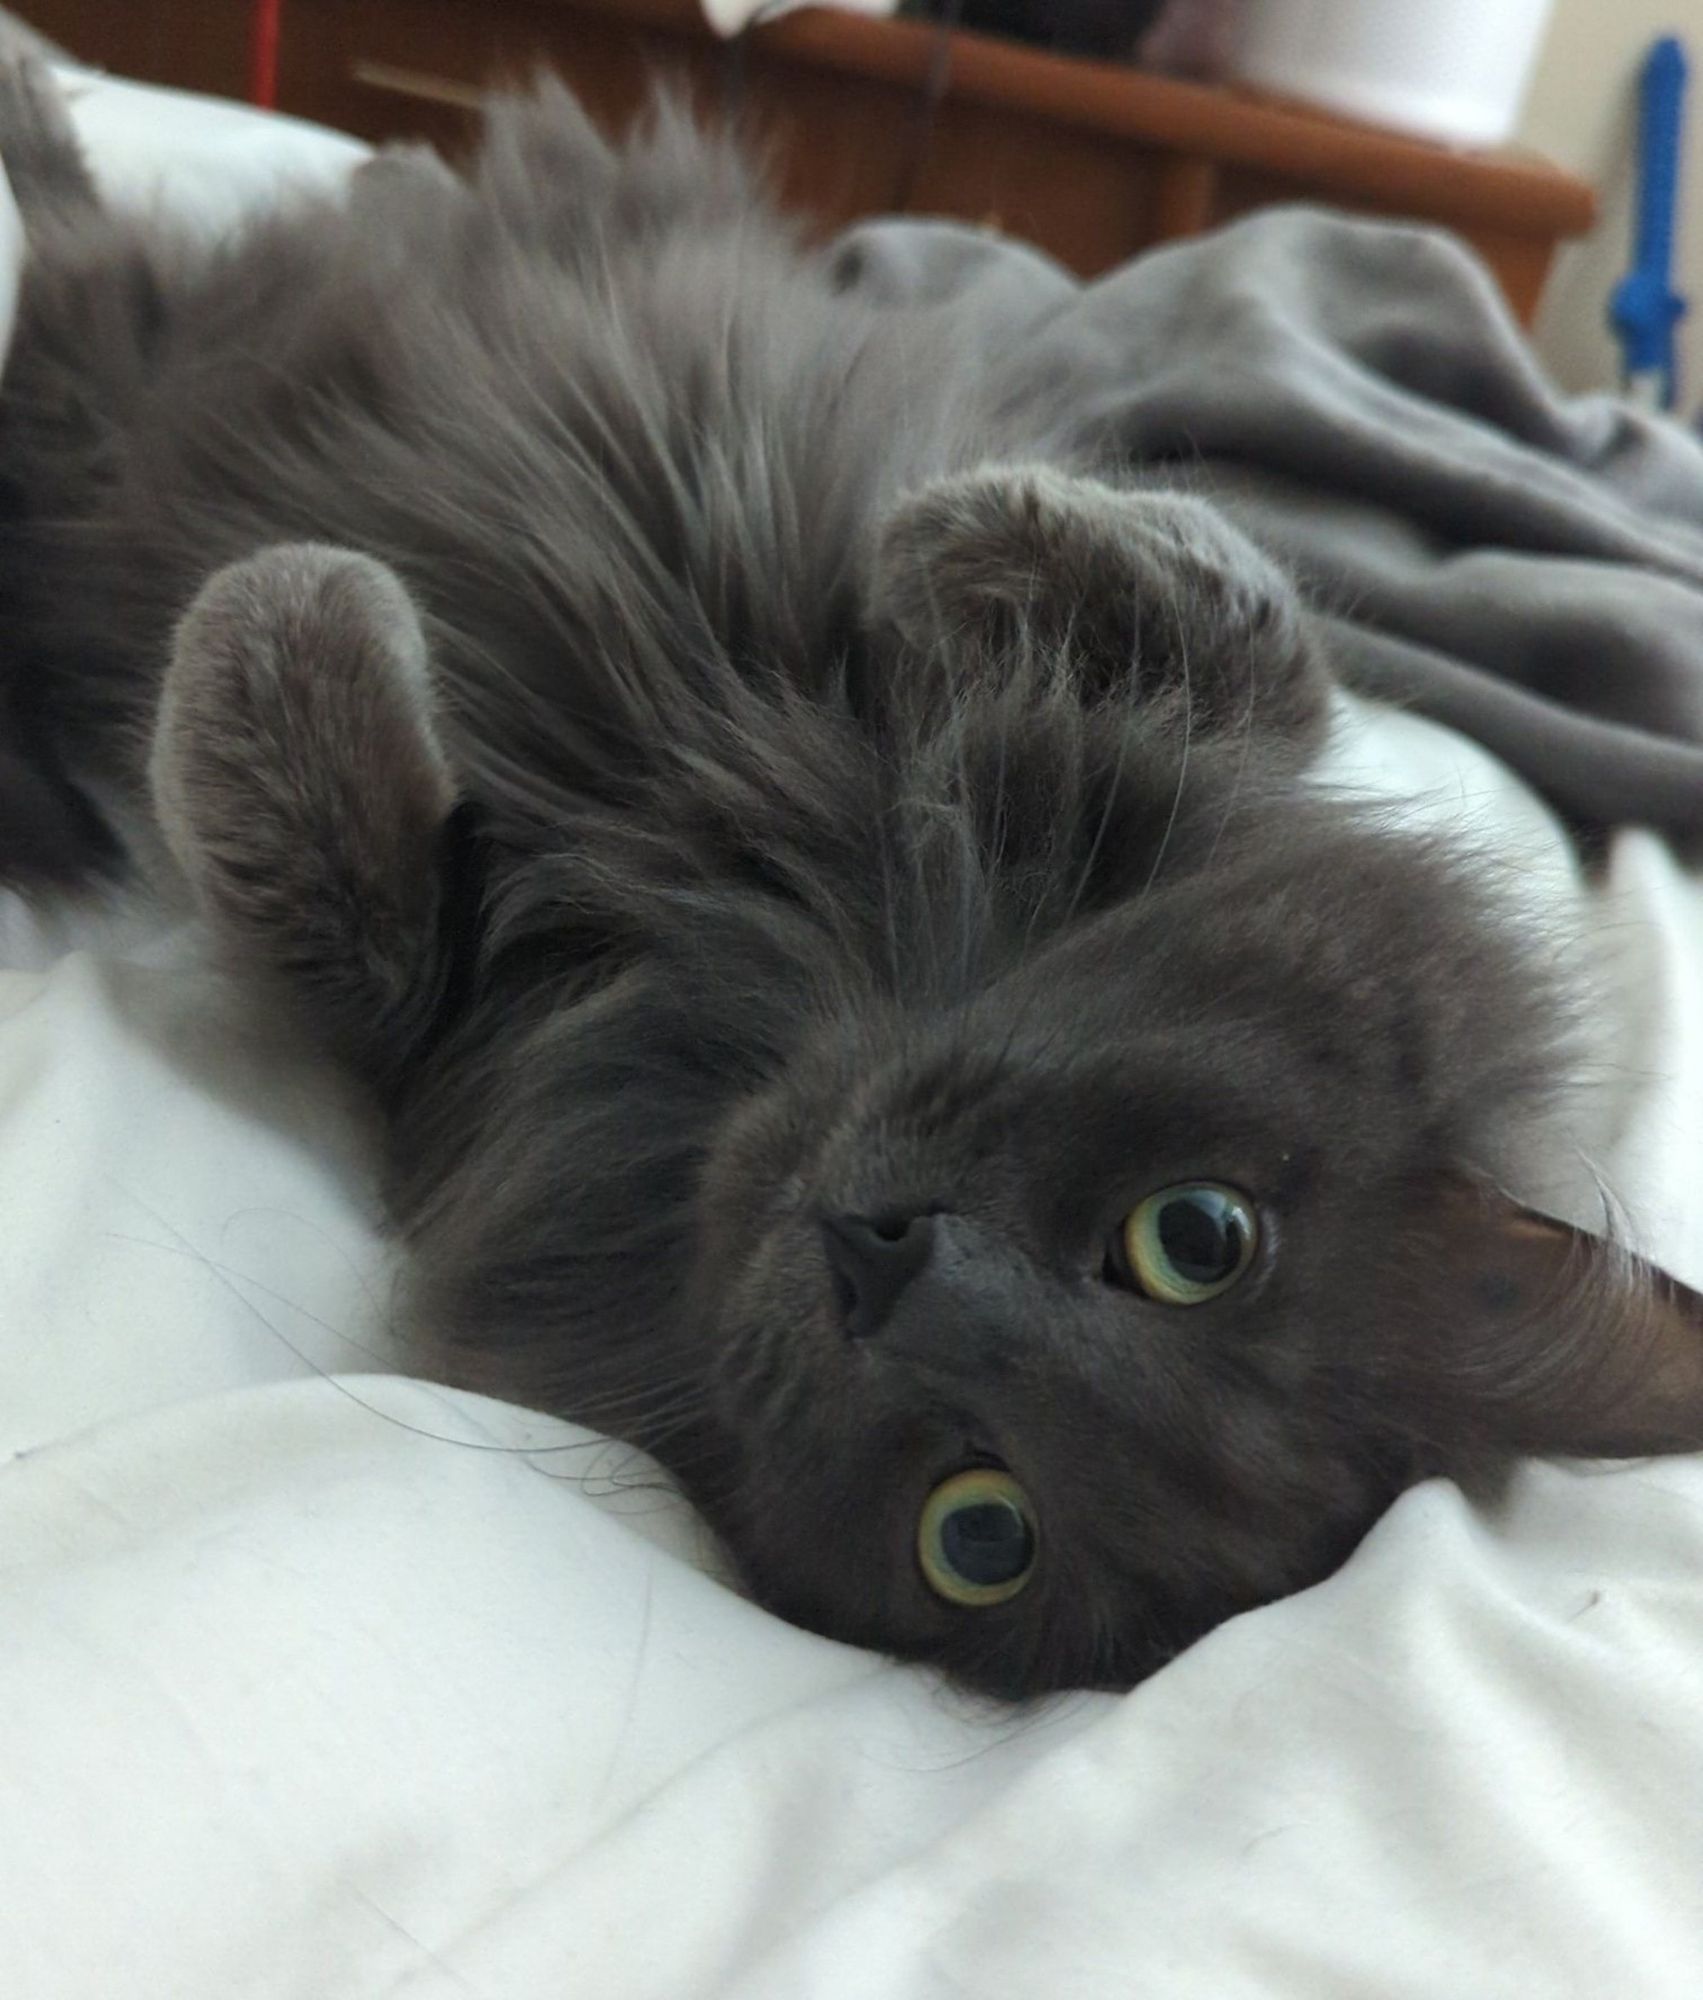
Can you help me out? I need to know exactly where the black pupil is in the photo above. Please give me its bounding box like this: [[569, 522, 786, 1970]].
[[941, 1499, 1033, 1586], [1158, 1190, 1245, 1285]]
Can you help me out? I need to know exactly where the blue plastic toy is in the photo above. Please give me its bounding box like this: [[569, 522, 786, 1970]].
[[1610, 35, 1689, 411]]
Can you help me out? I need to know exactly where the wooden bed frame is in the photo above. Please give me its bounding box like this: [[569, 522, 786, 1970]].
[[24, 0, 1596, 322]]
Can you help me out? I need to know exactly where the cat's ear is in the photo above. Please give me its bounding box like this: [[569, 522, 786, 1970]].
[[872, 464, 1326, 736], [150, 545, 485, 1093], [1396, 1175, 1703, 1462]]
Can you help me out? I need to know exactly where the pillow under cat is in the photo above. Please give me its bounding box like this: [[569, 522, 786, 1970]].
[[1, 64, 1699, 1698]]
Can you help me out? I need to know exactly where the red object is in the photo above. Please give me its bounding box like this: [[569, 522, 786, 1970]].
[[249, 0, 283, 109]]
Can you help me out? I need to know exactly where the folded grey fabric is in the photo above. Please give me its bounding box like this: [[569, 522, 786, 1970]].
[[834, 208, 1703, 838]]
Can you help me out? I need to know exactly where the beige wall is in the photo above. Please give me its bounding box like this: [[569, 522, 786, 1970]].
[[1520, 1, 1703, 393]]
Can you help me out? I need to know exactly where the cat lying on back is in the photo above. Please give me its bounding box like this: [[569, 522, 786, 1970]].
[[1, 65, 1700, 1697]]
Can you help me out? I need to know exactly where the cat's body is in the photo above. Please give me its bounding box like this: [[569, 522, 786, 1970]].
[[4, 71, 1703, 1697]]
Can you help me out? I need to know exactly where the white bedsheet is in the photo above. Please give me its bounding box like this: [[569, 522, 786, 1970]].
[[5, 70, 1703, 2000]]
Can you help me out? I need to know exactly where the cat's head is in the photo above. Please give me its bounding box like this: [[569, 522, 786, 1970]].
[[687, 803, 1703, 1695]]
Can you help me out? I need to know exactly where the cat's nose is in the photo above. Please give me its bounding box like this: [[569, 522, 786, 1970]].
[[820, 1210, 937, 1340]]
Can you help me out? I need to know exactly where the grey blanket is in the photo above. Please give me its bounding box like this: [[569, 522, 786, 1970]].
[[836, 209, 1703, 840]]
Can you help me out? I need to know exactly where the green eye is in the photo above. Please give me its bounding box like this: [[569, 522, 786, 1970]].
[[917, 1468, 1037, 1607], [1117, 1182, 1259, 1305]]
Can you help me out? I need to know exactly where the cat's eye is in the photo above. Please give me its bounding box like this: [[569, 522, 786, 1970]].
[[917, 1468, 1037, 1607], [1113, 1182, 1259, 1305]]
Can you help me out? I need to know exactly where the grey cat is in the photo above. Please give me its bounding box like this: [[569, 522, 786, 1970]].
[[2, 66, 1701, 1696]]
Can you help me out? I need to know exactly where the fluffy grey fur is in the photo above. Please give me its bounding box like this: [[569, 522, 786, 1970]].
[[3, 66, 1702, 1696]]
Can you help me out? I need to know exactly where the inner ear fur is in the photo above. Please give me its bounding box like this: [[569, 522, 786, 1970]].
[[1393, 1174, 1703, 1464], [150, 544, 484, 1092]]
